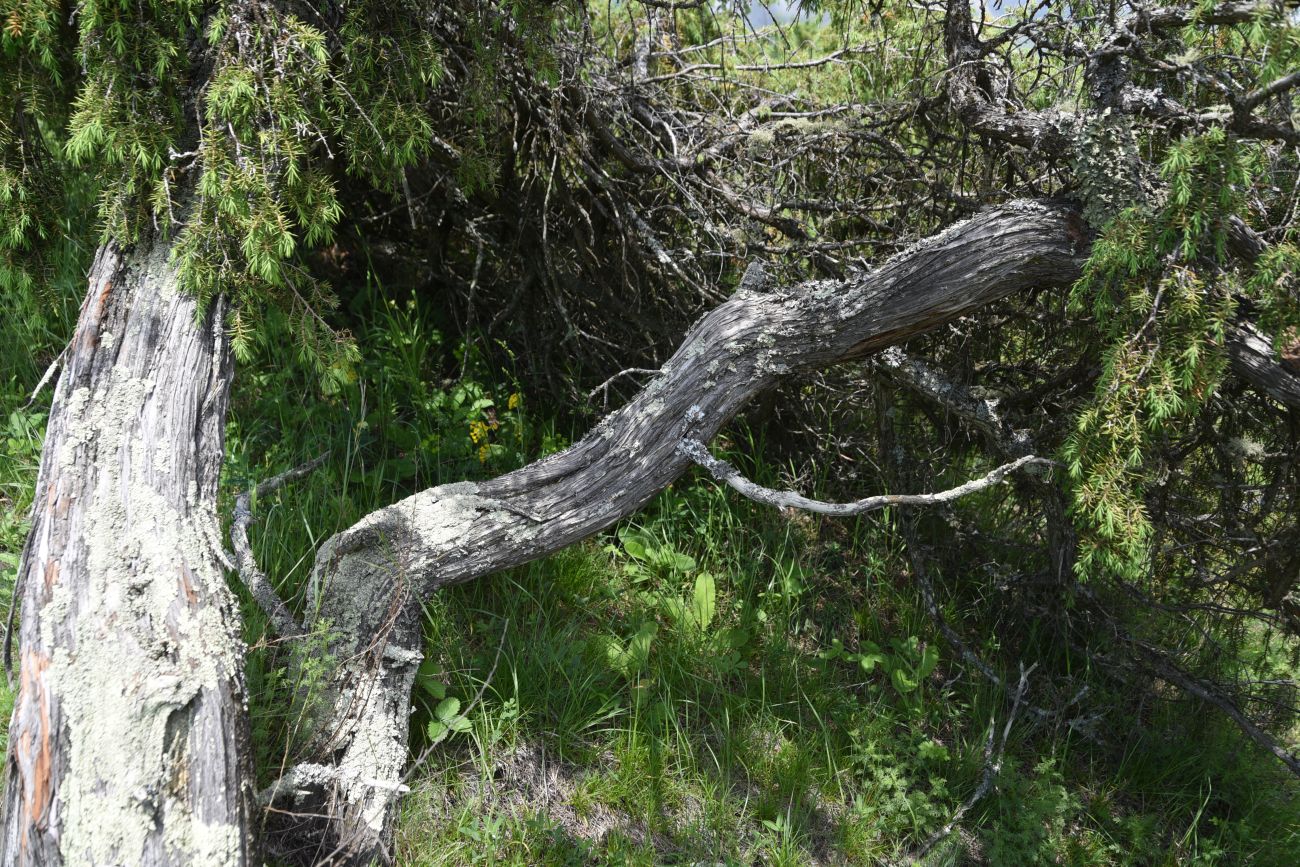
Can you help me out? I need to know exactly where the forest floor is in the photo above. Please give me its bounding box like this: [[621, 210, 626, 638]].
[[2, 286, 1298, 865]]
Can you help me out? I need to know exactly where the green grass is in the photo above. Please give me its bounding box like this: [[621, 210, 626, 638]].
[[372, 487, 1300, 866], [2, 278, 1298, 864]]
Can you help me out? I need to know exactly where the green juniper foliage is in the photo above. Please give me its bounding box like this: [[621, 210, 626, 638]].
[[0, 0, 69, 297], [1067, 129, 1300, 581], [3, 0, 456, 382]]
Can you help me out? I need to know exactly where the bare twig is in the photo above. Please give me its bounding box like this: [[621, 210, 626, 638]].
[[230, 455, 328, 638], [587, 367, 662, 405], [402, 618, 510, 782], [679, 438, 1053, 516], [1133, 643, 1300, 777], [21, 349, 66, 410], [902, 663, 1036, 864]]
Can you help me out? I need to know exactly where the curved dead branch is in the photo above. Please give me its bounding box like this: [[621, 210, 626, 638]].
[[266, 199, 1087, 863], [678, 438, 1052, 516], [229, 455, 327, 639]]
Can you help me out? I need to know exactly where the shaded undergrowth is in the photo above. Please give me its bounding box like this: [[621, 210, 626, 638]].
[[222, 285, 1299, 865]]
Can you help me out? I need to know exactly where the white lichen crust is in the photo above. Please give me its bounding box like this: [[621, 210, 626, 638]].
[[3, 240, 248, 866]]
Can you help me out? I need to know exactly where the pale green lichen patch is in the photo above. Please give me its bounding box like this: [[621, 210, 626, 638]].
[[313, 483, 486, 640], [163, 817, 242, 866], [330, 660, 417, 833], [44, 354, 243, 864]]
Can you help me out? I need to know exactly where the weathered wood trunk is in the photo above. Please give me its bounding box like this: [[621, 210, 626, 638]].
[[1, 240, 252, 865], [264, 199, 1090, 863]]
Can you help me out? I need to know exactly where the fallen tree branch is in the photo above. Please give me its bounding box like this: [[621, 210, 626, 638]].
[[269, 199, 1088, 863], [265, 195, 1300, 862], [230, 455, 328, 638], [678, 436, 1053, 516]]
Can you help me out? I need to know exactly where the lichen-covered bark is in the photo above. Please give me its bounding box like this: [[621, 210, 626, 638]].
[[1, 240, 251, 865]]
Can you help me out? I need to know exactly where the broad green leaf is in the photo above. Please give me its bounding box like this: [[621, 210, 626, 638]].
[[667, 551, 696, 573], [417, 658, 446, 699], [625, 622, 657, 671], [858, 650, 887, 673], [620, 531, 650, 561], [436, 697, 461, 721], [691, 572, 716, 630], [719, 627, 749, 651], [891, 667, 920, 694], [661, 595, 689, 627], [602, 621, 658, 677], [917, 644, 939, 679]]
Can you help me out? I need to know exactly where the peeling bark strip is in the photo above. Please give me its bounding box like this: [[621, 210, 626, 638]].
[[1, 242, 251, 865], [270, 200, 1089, 863]]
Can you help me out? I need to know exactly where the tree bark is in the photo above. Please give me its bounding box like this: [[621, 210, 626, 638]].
[[1228, 319, 1300, 409], [2, 240, 251, 865]]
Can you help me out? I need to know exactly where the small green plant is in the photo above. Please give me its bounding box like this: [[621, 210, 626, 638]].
[[413, 655, 474, 745], [821, 634, 939, 703], [658, 571, 716, 634], [611, 528, 696, 584], [759, 811, 808, 867], [847, 721, 954, 844], [980, 757, 1081, 865], [600, 621, 658, 679], [247, 618, 341, 778], [425, 696, 473, 742]]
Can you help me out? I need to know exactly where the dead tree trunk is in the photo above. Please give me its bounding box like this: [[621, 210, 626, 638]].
[[262, 199, 1088, 863], [2, 240, 252, 865]]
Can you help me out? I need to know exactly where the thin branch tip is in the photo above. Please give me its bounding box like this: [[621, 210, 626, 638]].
[[680, 434, 1053, 517]]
